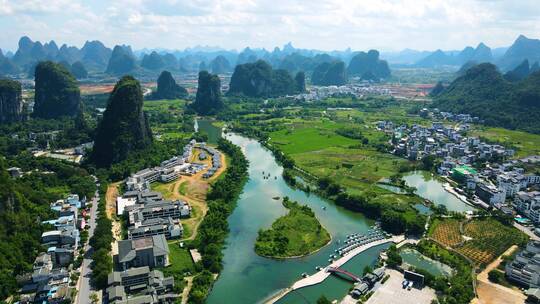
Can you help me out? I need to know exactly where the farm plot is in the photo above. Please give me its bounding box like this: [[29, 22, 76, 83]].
[[429, 218, 528, 267], [457, 219, 528, 266], [430, 219, 462, 247]]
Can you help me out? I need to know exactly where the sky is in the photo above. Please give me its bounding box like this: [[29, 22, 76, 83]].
[[1, 0, 539, 53]]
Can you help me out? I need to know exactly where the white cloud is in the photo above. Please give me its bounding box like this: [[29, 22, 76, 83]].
[[0, 0, 539, 52]]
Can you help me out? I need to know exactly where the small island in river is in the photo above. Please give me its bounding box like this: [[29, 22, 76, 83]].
[[255, 197, 331, 258]]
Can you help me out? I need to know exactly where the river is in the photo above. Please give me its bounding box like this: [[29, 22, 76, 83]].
[[196, 122, 386, 303]]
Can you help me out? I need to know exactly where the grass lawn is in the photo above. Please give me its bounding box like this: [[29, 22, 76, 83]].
[[151, 181, 177, 200], [160, 241, 195, 293], [269, 120, 357, 154], [46, 185, 70, 197], [165, 241, 195, 273], [293, 146, 406, 184], [254, 199, 330, 258], [178, 181, 189, 196], [470, 126, 540, 158], [266, 113, 423, 208]]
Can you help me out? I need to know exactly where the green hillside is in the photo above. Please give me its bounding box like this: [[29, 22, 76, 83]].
[[433, 63, 540, 134]]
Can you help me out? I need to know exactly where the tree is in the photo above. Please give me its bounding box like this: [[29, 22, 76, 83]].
[[421, 155, 437, 171], [386, 245, 402, 268], [90, 292, 99, 304], [316, 296, 332, 304], [363, 265, 373, 275], [488, 270, 504, 283]]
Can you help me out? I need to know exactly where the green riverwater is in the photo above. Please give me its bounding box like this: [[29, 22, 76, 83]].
[[402, 171, 475, 213], [202, 130, 387, 304], [194, 119, 222, 144], [400, 248, 453, 277]]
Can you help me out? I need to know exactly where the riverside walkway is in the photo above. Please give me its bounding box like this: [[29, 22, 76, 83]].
[[266, 235, 404, 304]]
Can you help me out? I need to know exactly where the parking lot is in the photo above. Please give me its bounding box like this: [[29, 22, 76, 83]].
[[366, 269, 436, 304]]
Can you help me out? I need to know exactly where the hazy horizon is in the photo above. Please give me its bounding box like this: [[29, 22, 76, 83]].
[[1, 0, 539, 53]]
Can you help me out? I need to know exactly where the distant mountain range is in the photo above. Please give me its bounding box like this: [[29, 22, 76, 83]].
[[409, 35, 540, 71], [0, 34, 538, 77]]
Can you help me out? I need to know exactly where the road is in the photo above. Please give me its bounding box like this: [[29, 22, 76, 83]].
[[75, 184, 100, 304], [472, 245, 526, 304]]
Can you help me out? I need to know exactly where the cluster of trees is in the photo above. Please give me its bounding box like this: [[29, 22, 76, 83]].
[[0, 115, 93, 156], [188, 138, 248, 303], [228, 60, 305, 97], [90, 138, 186, 181], [335, 127, 369, 145], [434, 62, 540, 134], [89, 182, 113, 289], [254, 197, 329, 257], [385, 244, 403, 268], [317, 177, 426, 235], [415, 240, 475, 304], [0, 156, 95, 298]]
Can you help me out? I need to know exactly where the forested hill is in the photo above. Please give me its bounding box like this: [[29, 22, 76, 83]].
[[433, 63, 540, 134], [0, 156, 96, 298]]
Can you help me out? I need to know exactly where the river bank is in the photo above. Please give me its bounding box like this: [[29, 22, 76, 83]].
[[204, 132, 380, 304]]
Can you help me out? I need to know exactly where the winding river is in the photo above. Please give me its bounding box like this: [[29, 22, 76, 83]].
[[196, 123, 385, 304], [197, 121, 470, 303]]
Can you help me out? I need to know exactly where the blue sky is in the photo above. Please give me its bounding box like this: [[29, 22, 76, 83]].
[[1, 0, 539, 52]]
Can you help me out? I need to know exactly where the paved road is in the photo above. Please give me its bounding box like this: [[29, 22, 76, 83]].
[[76, 186, 100, 304]]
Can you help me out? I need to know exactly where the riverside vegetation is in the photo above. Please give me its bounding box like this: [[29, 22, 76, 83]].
[[188, 137, 248, 303], [254, 197, 331, 258]]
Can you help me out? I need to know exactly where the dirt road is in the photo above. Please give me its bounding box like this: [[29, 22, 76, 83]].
[[472, 245, 526, 304]]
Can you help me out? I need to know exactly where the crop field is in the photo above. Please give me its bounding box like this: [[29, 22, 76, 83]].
[[430, 218, 528, 266], [267, 116, 421, 205], [430, 219, 462, 247], [270, 121, 357, 154], [457, 219, 528, 265]]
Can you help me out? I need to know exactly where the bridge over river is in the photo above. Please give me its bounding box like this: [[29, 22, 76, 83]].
[[327, 267, 361, 282], [266, 235, 405, 304]]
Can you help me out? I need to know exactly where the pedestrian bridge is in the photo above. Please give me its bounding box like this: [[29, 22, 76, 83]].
[[327, 267, 361, 282]]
